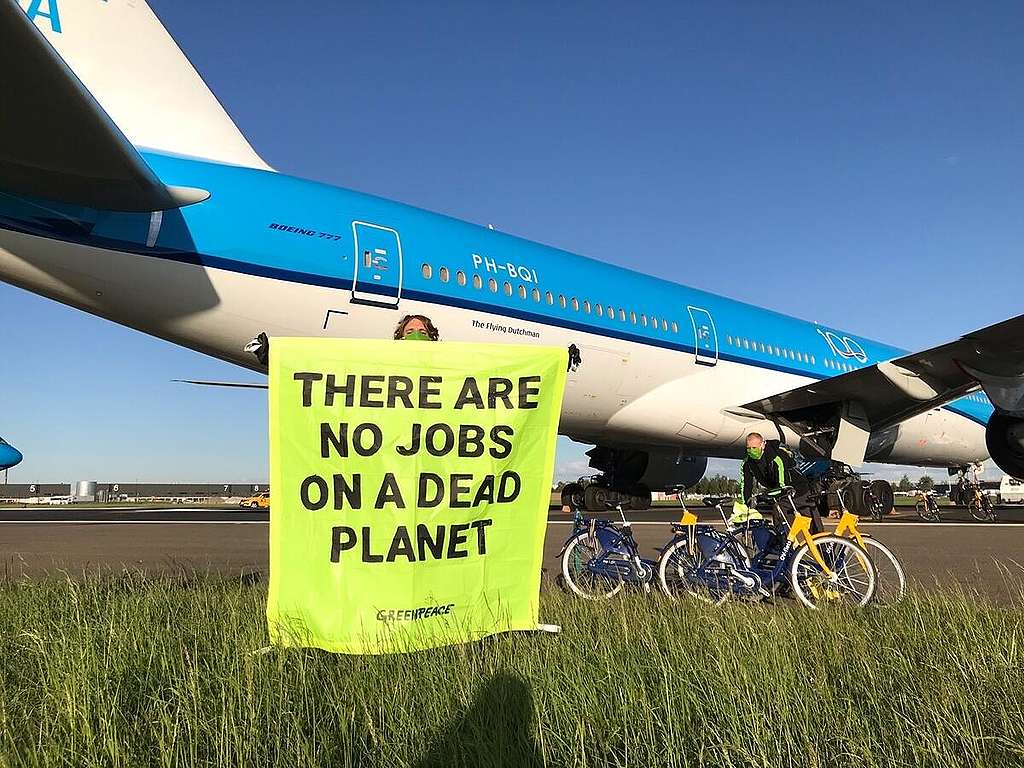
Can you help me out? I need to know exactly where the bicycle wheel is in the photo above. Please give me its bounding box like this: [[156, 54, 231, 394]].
[[860, 537, 906, 606], [657, 537, 729, 605], [969, 497, 996, 522], [985, 497, 998, 522], [560, 529, 626, 600], [789, 535, 876, 609], [917, 501, 940, 522]]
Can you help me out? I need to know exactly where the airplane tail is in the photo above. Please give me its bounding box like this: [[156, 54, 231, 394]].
[[16, 0, 271, 172]]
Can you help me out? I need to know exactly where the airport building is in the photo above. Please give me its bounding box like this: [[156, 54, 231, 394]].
[[0, 483, 268, 504]]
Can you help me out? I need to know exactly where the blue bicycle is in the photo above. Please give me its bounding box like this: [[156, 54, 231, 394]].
[[657, 488, 877, 609], [558, 502, 657, 599]]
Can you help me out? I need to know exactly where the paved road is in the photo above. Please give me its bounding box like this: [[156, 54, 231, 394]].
[[1, 506, 1022, 601]]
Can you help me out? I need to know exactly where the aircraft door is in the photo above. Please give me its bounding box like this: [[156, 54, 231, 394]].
[[351, 221, 403, 307], [687, 306, 718, 366]]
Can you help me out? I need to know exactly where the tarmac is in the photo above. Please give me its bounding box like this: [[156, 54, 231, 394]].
[[1, 505, 1022, 602]]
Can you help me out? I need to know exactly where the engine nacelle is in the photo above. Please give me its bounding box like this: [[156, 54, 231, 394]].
[[986, 413, 1024, 479], [585, 445, 708, 492]]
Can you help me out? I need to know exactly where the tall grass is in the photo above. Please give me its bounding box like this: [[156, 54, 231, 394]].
[[0, 574, 1021, 767]]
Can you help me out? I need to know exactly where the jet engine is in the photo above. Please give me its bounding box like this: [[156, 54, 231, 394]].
[[561, 445, 708, 511], [986, 413, 1024, 479]]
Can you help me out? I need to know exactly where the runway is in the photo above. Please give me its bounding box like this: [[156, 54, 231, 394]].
[[2, 506, 1023, 601]]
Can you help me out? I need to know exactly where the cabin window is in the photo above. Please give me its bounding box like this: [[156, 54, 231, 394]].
[[619, 309, 627, 322], [583, 300, 591, 314], [559, 294, 567, 309], [518, 284, 527, 299], [641, 315, 648, 327], [595, 304, 604, 317], [503, 281, 512, 296], [571, 297, 579, 311], [671, 320, 678, 333], [632, 311, 638, 325], [606, 305, 614, 318], [532, 288, 541, 302], [661, 319, 668, 331], [421, 263, 432, 279], [545, 291, 554, 305], [456, 270, 466, 286], [743, 339, 750, 349], [473, 274, 482, 289], [488, 278, 498, 293], [439, 266, 450, 283]]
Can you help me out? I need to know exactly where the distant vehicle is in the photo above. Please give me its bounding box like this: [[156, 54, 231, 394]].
[[240, 492, 270, 510], [0, 436, 23, 471], [999, 475, 1024, 504]]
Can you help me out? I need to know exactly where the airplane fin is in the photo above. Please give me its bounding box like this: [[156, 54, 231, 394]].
[[12, 0, 270, 172]]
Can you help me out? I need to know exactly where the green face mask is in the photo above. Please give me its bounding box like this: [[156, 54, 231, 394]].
[[746, 446, 763, 460], [403, 330, 430, 341]]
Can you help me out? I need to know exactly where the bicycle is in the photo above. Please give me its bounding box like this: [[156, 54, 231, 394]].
[[914, 489, 942, 522], [963, 481, 997, 522], [831, 486, 906, 605], [559, 502, 657, 599], [659, 488, 876, 609]]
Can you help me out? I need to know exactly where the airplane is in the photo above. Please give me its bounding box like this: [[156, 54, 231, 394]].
[[0, 435, 23, 472], [1, 0, 1022, 512]]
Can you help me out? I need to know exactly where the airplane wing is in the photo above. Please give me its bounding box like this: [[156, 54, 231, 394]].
[[173, 380, 268, 390], [742, 314, 1024, 464], [0, 1, 204, 212]]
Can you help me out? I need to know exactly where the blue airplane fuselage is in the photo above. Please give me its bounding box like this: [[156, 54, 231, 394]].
[[0, 151, 994, 476]]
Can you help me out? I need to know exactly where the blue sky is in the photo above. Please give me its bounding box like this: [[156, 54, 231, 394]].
[[2, 1, 1022, 484]]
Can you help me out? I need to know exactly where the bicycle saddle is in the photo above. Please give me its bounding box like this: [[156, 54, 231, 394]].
[[703, 496, 733, 507]]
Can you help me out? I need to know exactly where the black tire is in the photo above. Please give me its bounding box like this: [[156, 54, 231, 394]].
[[583, 484, 609, 511], [868, 480, 894, 520], [627, 486, 653, 511], [845, 482, 867, 517], [560, 482, 584, 509]]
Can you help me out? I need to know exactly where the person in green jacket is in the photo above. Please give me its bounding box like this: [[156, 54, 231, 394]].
[[733, 432, 824, 533]]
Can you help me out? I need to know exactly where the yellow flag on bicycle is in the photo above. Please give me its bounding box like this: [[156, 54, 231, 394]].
[[267, 338, 567, 654]]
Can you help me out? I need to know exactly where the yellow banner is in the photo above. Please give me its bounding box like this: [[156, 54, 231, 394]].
[[267, 338, 567, 654]]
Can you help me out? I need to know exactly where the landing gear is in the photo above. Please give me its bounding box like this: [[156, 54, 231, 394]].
[[867, 479, 895, 520], [560, 477, 652, 511], [815, 463, 893, 520]]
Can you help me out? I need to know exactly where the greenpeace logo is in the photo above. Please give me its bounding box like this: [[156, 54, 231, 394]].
[[376, 604, 455, 622]]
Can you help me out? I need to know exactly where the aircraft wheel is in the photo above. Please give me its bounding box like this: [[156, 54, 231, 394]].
[[869, 480, 894, 517], [844, 481, 866, 516], [583, 484, 609, 511], [560, 482, 584, 509]]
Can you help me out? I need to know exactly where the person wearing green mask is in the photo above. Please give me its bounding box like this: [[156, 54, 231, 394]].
[[734, 432, 823, 533], [394, 315, 440, 342]]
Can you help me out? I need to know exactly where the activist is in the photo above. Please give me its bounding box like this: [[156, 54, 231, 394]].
[[394, 315, 440, 341]]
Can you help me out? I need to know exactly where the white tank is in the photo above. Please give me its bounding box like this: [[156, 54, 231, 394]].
[[74, 481, 97, 500]]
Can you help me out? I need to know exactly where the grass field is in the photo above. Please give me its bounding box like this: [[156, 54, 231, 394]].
[[0, 575, 1021, 767]]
